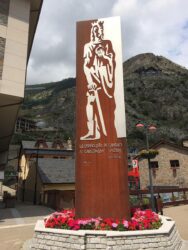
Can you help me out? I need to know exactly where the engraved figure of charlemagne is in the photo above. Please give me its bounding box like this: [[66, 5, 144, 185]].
[[80, 20, 117, 140]]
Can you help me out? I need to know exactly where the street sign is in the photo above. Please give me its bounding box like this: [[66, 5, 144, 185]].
[[132, 159, 138, 168]]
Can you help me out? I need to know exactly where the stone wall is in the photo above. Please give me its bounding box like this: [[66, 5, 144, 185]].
[[139, 144, 188, 189], [31, 217, 182, 250]]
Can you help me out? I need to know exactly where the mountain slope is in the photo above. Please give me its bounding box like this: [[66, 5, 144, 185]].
[[123, 53, 188, 147], [18, 53, 188, 148]]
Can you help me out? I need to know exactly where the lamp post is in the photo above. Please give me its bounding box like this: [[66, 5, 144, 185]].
[[136, 122, 157, 211], [33, 146, 39, 205]]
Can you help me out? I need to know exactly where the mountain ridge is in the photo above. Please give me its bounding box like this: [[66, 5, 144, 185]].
[[17, 53, 188, 148]]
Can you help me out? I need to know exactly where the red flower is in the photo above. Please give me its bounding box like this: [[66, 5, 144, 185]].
[[44, 209, 161, 231]]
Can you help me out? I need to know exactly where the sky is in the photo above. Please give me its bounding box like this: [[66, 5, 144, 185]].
[[26, 0, 188, 85]]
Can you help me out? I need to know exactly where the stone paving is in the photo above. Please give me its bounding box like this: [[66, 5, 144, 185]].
[[164, 205, 188, 250], [0, 203, 188, 249], [0, 202, 54, 250], [164, 204, 188, 240]]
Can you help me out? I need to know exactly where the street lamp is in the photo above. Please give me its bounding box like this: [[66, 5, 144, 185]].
[[33, 145, 39, 205], [136, 121, 157, 211]]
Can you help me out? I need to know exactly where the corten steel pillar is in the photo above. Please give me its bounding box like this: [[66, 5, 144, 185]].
[[75, 17, 130, 219]]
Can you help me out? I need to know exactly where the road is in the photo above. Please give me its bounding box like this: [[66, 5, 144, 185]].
[[0, 202, 54, 250], [0, 225, 34, 250], [164, 204, 188, 240]]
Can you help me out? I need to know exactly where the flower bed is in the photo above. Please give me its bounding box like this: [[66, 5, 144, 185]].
[[44, 209, 162, 231]]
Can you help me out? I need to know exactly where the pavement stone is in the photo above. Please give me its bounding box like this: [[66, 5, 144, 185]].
[[180, 240, 188, 250], [1, 203, 188, 250], [21, 239, 32, 250], [164, 204, 188, 240], [0, 201, 54, 250]]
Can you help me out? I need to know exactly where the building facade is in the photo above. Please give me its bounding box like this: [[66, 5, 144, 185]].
[[37, 158, 75, 210], [17, 138, 75, 208], [0, 0, 43, 193], [139, 140, 188, 189], [15, 117, 37, 133]]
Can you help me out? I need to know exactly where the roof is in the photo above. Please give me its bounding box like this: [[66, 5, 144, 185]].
[[28, 0, 43, 58], [136, 139, 188, 160], [182, 137, 188, 141], [38, 158, 75, 184], [22, 140, 72, 151], [150, 139, 188, 152]]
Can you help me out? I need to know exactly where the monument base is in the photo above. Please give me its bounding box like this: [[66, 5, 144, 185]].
[[31, 216, 182, 250]]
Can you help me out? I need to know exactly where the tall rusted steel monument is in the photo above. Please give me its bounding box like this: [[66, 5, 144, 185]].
[[76, 16, 130, 219]]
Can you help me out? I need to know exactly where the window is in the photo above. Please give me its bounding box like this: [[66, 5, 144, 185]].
[[150, 161, 158, 178], [150, 161, 159, 169], [170, 160, 179, 177], [170, 160, 180, 168]]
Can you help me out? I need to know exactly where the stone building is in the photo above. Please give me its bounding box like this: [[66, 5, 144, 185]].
[[139, 140, 188, 189], [0, 0, 43, 193], [17, 137, 75, 208]]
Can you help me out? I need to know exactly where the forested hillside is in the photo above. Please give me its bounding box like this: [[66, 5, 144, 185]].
[[17, 53, 188, 148]]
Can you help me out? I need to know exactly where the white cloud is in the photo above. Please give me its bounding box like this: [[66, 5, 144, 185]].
[[112, 0, 188, 62], [27, 0, 188, 85]]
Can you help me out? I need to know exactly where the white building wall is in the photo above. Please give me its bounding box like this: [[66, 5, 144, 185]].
[[0, 0, 30, 98]]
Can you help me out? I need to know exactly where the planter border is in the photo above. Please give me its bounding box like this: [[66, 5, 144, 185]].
[[34, 216, 173, 236], [32, 216, 182, 250]]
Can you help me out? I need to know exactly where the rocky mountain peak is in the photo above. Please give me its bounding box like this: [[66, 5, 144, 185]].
[[124, 53, 188, 77]]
